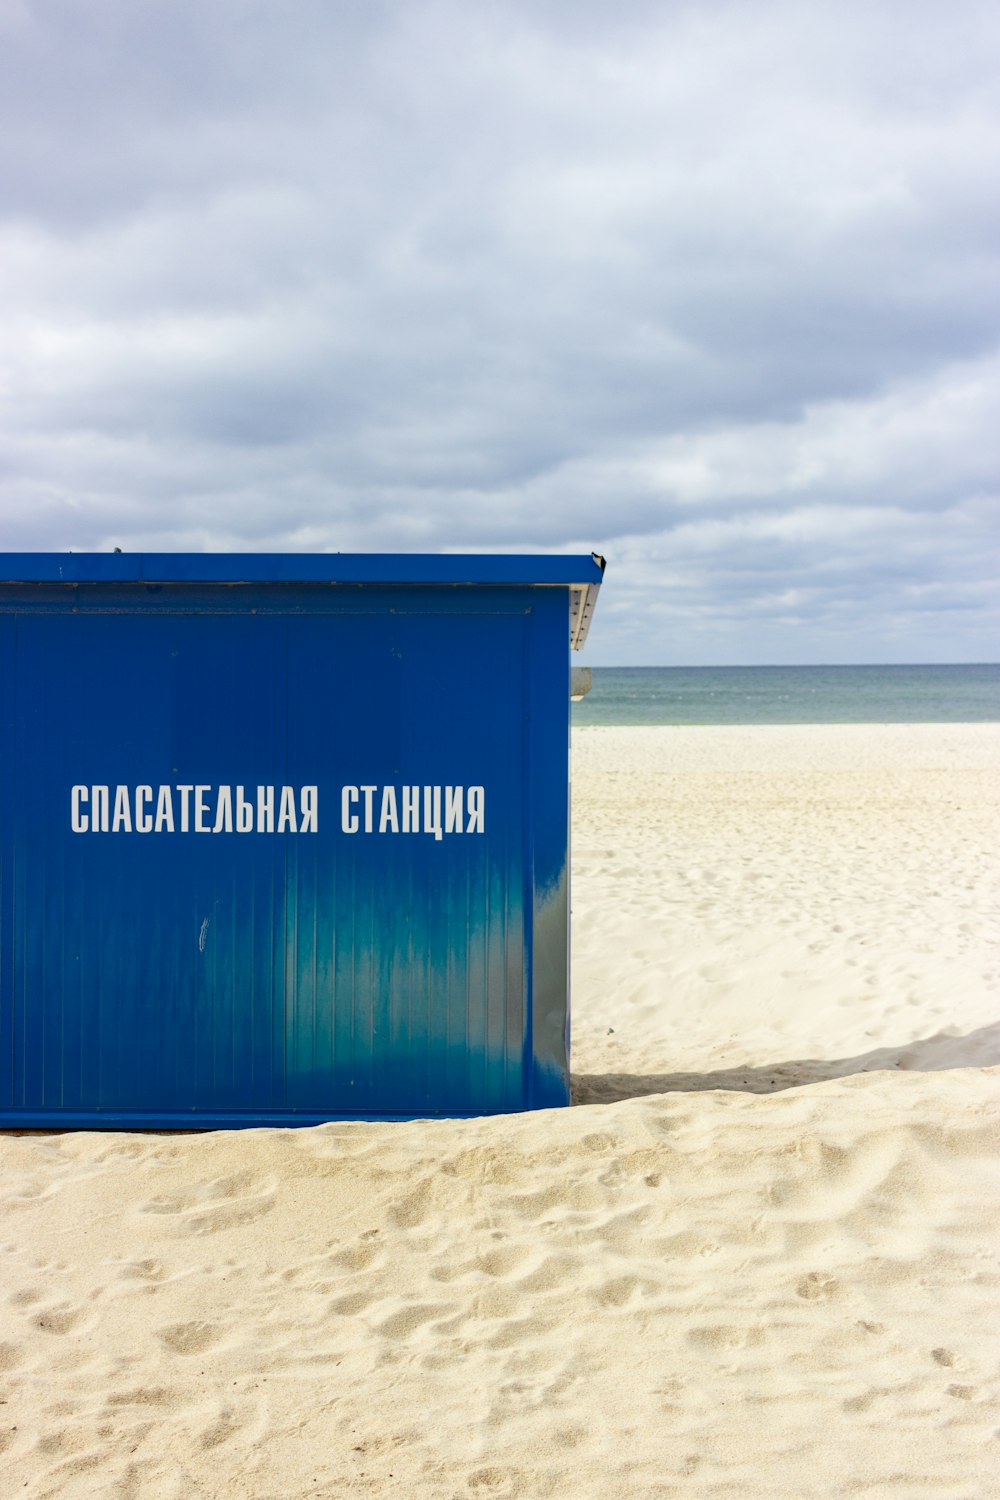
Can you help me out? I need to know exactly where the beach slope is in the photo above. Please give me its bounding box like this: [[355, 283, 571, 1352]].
[[2, 724, 998, 1499]]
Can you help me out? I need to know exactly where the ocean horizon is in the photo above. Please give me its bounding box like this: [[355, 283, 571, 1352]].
[[571, 663, 1000, 726]]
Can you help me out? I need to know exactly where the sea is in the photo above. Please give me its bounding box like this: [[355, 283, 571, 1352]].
[[571, 664, 1000, 726]]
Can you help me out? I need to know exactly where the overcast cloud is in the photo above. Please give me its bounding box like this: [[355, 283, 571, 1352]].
[[1, 0, 998, 662]]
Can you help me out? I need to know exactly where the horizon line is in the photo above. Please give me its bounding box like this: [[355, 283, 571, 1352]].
[[582, 661, 1000, 670]]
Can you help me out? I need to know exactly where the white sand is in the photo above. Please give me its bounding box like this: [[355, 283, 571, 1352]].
[[3, 724, 999, 1499]]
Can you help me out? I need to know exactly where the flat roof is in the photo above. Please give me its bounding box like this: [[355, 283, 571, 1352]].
[[0, 552, 605, 647], [0, 551, 603, 585]]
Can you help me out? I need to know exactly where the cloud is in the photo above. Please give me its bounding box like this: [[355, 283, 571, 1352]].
[[0, 0, 998, 662]]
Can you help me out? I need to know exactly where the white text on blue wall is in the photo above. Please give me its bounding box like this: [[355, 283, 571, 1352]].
[[69, 784, 485, 837]]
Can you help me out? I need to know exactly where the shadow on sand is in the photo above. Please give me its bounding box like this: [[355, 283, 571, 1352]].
[[571, 1021, 1000, 1104]]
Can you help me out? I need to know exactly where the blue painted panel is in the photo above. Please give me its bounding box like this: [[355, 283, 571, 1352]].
[[0, 578, 575, 1127], [6, 613, 289, 1117]]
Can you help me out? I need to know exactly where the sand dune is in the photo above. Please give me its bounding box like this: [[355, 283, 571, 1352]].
[[3, 724, 999, 1498]]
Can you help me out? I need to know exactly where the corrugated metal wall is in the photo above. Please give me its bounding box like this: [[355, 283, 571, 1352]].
[[0, 582, 569, 1126]]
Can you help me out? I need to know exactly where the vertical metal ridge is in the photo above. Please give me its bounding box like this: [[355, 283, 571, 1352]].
[[248, 836, 255, 1098], [350, 846, 357, 1098], [230, 852, 237, 1099], [269, 813, 277, 1111], [13, 614, 23, 1106], [521, 609, 535, 1109], [311, 812, 318, 1088], [406, 831, 415, 1100], [58, 810, 66, 1109]]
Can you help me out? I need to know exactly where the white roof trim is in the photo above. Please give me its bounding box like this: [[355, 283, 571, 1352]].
[[569, 553, 605, 650]]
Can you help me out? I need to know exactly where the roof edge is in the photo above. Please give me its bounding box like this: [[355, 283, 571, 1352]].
[[0, 551, 605, 590]]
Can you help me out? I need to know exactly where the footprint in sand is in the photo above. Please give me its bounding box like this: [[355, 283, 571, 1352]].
[[9, 1287, 43, 1307], [156, 1321, 224, 1355], [519, 1253, 587, 1296], [179, 1190, 276, 1236], [93, 1141, 147, 1164], [137, 1177, 277, 1235], [138, 1194, 188, 1216], [5, 1181, 60, 1209], [466, 1465, 514, 1491], [591, 1274, 657, 1308], [472, 1284, 522, 1320], [580, 1132, 621, 1154], [389, 1181, 434, 1229], [105, 1387, 172, 1408], [199, 1405, 241, 1450], [796, 1271, 840, 1301], [327, 1243, 381, 1274], [374, 1303, 452, 1339], [686, 1324, 767, 1351], [477, 1245, 531, 1278], [113, 1257, 167, 1283], [32, 1304, 87, 1335], [652, 1230, 707, 1260], [327, 1290, 374, 1316]]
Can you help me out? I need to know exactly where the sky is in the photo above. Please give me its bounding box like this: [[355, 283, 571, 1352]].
[[0, 0, 998, 665]]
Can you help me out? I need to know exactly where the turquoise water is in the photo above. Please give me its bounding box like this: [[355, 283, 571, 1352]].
[[572, 665, 1000, 726]]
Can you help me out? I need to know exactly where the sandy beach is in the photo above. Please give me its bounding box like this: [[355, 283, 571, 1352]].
[[3, 724, 998, 1499]]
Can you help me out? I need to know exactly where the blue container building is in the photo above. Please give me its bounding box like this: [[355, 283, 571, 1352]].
[[0, 552, 603, 1128]]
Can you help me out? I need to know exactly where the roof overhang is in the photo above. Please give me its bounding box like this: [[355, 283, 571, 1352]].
[[0, 550, 606, 648], [569, 553, 605, 650]]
